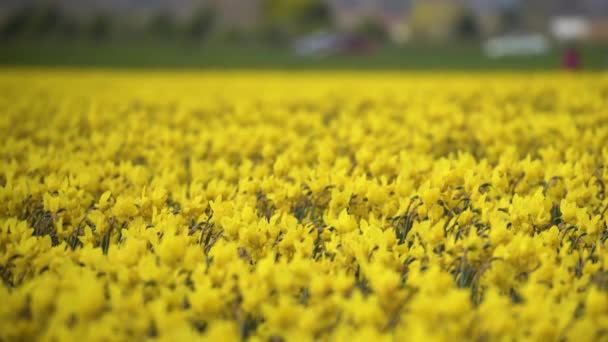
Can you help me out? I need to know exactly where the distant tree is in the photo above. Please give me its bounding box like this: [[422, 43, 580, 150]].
[[147, 12, 177, 39], [262, 0, 331, 36], [409, 2, 463, 41], [184, 7, 216, 41], [455, 10, 480, 40], [501, 7, 522, 34], [87, 14, 112, 41], [297, 0, 331, 32], [57, 17, 81, 39], [355, 18, 389, 42], [0, 5, 82, 40], [26, 5, 63, 36], [0, 7, 35, 38]]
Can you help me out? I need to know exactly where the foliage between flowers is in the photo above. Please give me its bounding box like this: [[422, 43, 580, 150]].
[[1, 71, 608, 341]]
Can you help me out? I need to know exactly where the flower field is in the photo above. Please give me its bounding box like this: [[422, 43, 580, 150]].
[[1, 70, 608, 341]]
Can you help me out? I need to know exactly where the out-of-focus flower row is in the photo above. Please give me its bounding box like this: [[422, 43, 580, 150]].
[[1, 71, 608, 341]]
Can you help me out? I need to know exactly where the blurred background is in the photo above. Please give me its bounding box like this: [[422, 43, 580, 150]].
[[1, 0, 607, 70]]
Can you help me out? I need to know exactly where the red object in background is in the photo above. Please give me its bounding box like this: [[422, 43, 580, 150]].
[[561, 48, 581, 70]]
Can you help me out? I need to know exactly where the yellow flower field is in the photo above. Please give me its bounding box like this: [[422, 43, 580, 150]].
[[1, 70, 608, 341]]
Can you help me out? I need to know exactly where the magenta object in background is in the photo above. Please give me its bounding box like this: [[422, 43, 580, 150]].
[[561, 48, 581, 70]]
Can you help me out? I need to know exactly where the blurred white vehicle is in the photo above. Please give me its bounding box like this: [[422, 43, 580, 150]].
[[293, 31, 375, 57], [483, 34, 550, 58], [293, 31, 343, 57], [551, 17, 591, 42]]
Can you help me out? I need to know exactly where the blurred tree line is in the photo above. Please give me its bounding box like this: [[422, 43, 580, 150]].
[[0, 5, 218, 42], [0, 0, 482, 44], [0, 0, 331, 43]]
